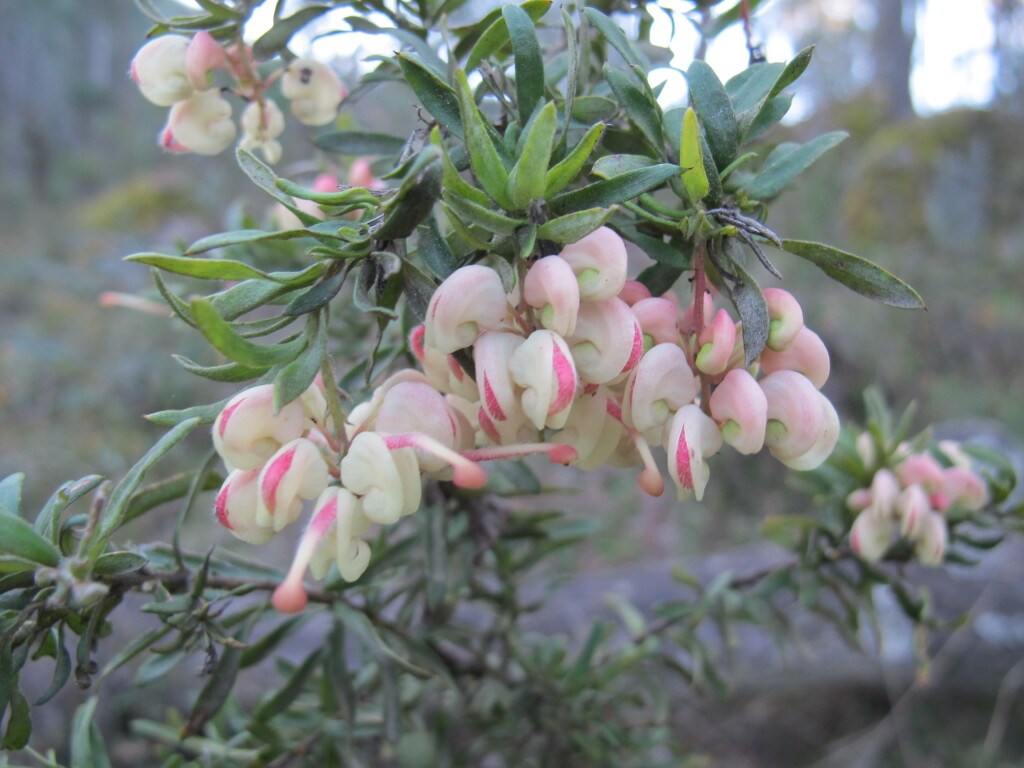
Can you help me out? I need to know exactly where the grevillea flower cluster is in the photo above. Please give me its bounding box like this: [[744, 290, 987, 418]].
[[848, 437, 988, 565], [212, 227, 842, 610], [130, 32, 345, 162]]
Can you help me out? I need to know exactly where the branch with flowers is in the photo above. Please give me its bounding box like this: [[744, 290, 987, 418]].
[[1, 0, 1021, 764]]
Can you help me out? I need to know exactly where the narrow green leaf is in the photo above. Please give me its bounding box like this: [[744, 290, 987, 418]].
[[236, 148, 319, 225], [70, 696, 108, 767], [186, 229, 314, 255], [0, 512, 59, 566], [745, 131, 847, 200], [344, 16, 446, 73], [397, 53, 462, 138], [211, 266, 327, 319], [146, 398, 230, 427], [769, 45, 814, 100], [285, 266, 349, 316], [728, 62, 784, 135], [34, 626, 72, 706], [583, 8, 646, 70], [240, 616, 308, 669], [680, 107, 710, 203], [604, 66, 662, 156], [636, 262, 683, 295], [34, 475, 104, 542], [503, 4, 545, 124], [127, 252, 272, 280], [507, 102, 557, 208], [92, 552, 148, 577], [464, 0, 552, 72], [124, 470, 222, 526], [401, 261, 438, 323], [444, 192, 525, 235], [3, 684, 30, 749], [173, 355, 268, 382], [135, 649, 186, 687], [251, 5, 330, 59], [592, 153, 655, 179], [417, 215, 458, 279], [99, 627, 171, 682], [314, 130, 407, 157], [746, 94, 793, 142], [90, 418, 200, 555], [570, 95, 618, 123], [545, 121, 604, 197], [190, 297, 307, 368], [441, 202, 493, 250], [716, 253, 769, 365], [517, 223, 538, 259], [254, 647, 324, 723], [375, 151, 443, 240], [183, 614, 257, 738], [274, 315, 326, 410], [685, 60, 739, 170], [781, 240, 925, 309], [454, 70, 512, 208], [537, 207, 614, 244], [548, 163, 677, 216], [561, 7, 579, 139]]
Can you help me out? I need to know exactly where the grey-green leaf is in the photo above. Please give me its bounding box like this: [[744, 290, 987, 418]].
[[685, 60, 739, 170], [536, 207, 615, 244], [251, 5, 330, 59], [745, 131, 847, 201], [503, 4, 545, 124], [548, 163, 677, 216], [781, 240, 925, 309]]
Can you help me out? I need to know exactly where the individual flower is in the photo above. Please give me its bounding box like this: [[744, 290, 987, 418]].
[[474, 331, 527, 428], [508, 330, 578, 431], [340, 432, 423, 524], [214, 469, 274, 545], [758, 326, 831, 389], [760, 370, 839, 470], [569, 297, 643, 384], [280, 58, 346, 126], [631, 297, 679, 349], [664, 404, 723, 501], [850, 508, 892, 562], [694, 309, 738, 376], [239, 99, 285, 164], [762, 288, 804, 351], [131, 35, 193, 106], [212, 384, 311, 471], [557, 227, 628, 302], [163, 89, 236, 155], [424, 265, 509, 354], [256, 437, 331, 532], [523, 256, 580, 337], [913, 511, 948, 566], [184, 30, 228, 91], [622, 343, 698, 437], [708, 368, 767, 455]]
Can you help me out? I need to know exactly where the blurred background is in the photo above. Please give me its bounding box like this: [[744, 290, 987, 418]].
[[1, 0, 1023, 765]]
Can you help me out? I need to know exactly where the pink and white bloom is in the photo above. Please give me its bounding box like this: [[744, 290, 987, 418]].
[[938, 466, 987, 512], [131, 35, 193, 106], [239, 99, 285, 164], [213, 384, 311, 471], [896, 483, 932, 539], [280, 58, 346, 126], [758, 326, 830, 390], [340, 432, 423, 524], [868, 468, 902, 519], [523, 256, 580, 337], [184, 30, 228, 91], [622, 343, 698, 436], [214, 469, 274, 545], [272, 487, 372, 613], [708, 368, 767, 455], [164, 90, 236, 155], [631, 297, 680, 348], [256, 438, 331, 531], [896, 452, 945, 495], [557, 227, 628, 302], [694, 309, 738, 376], [570, 298, 643, 384], [664, 404, 724, 501], [760, 370, 840, 470], [850, 508, 892, 562], [762, 288, 804, 351], [424, 265, 509, 354], [913, 511, 948, 566], [474, 331, 526, 427], [508, 330, 578, 431]]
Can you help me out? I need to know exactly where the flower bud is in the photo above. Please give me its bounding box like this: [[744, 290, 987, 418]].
[[184, 30, 227, 91], [896, 483, 932, 538], [523, 256, 580, 337], [760, 370, 839, 470], [664, 404, 723, 501], [622, 343, 698, 437], [939, 466, 987, 512], [213, 384, 310, 471], [424, 266, 509, 354], [850, 509, 891, 562], [709, 368, 767, 455], [913, 512, 948, 566], [557, 227, 628, 302], [214, 469, 274, 544], [280, 58, 346, 126], [869, 468, 902, 519], [239, 99, 285, 164], [758, 326, 830, 389], [570, 297, 643, 384], [257, 438, 331, 531], [631, 297, 679, 348], [896, 452, 944, 494], [131, 35, 193, 106], [165, 90, 236, 155], [695, 309, 738, 376], [762, 288, 804, 351]]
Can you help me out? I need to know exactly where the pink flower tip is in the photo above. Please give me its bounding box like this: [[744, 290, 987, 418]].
[[272, 580, 308, 613], [548, 444, 579, 465], [453, 463, 488, 489], [638, 467, 665, 497]]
